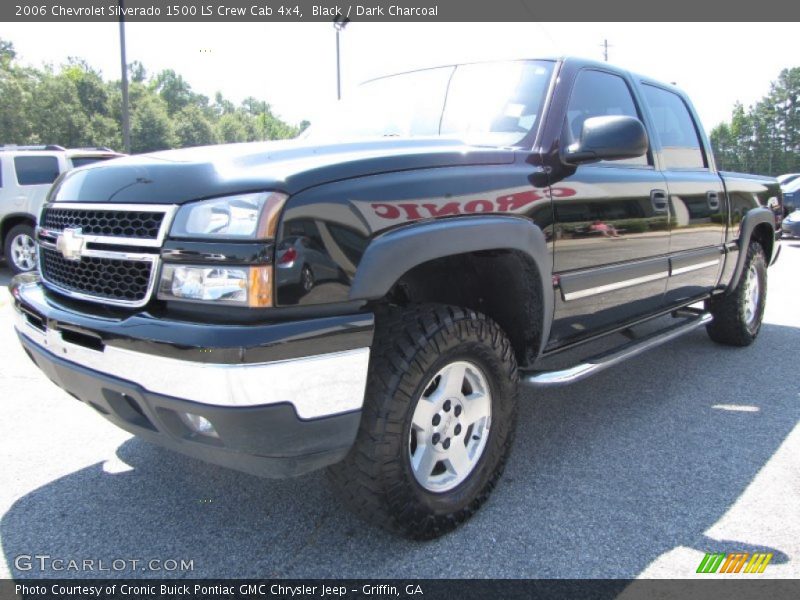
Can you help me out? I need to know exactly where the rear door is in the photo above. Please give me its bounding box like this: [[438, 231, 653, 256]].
[[638, 83, 727, 304], [549, 68, 671, 347]]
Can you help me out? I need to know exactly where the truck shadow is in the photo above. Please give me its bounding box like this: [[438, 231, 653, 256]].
[[1, 323, 797, 578]]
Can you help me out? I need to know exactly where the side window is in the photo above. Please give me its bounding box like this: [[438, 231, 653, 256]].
[[566, 70, 649, 166], [641, 85, 706, 170], [14, 156, 60, 185]]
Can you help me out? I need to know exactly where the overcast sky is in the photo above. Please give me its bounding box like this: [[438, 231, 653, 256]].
[[2, 22, 798, 134]]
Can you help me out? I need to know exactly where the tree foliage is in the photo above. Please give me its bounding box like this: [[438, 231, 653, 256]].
[[710, 67, 800, 176], [0, 38, 303, 153]]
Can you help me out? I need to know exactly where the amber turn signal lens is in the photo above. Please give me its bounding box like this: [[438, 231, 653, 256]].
[[255, 192, 288, 240], [248, 265, 273, 307]]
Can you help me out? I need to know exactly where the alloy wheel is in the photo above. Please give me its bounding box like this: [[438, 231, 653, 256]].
[[408, 360, 492, 493]]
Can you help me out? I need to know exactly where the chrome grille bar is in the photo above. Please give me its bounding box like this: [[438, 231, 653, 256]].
[[37, 203, 177, 308]]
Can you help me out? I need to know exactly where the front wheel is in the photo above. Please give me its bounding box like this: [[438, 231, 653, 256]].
[[327, 304, 518, 539], [4, 224, 37, 274], [705, 240, 767, 346]]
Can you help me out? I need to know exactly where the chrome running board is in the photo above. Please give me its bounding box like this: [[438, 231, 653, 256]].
[[521, 310, 713, 388]]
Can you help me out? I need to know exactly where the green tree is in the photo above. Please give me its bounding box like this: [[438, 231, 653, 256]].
[[153, 69, 208, 116], [0, 39, 16, 65], [175, 105, 218, 147], [711, 68, 800, 176], [28, 65, 93, 146], [213, 91, 236, 116], [129, 60, 147, 83], [0, 39, 34, 143], [130, 95, 176, 152], [0, 37, 303, 151], [217, 112, 248, 143]]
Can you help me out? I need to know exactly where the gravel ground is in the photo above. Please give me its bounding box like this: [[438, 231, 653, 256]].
[[0, 242, 797, 579]]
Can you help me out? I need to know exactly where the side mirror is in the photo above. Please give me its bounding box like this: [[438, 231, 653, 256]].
[[564, 115, 648, 165]]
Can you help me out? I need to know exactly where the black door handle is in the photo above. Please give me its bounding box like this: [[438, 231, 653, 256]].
[[707, 191, 720, 211], [650, 189, 668, 214]]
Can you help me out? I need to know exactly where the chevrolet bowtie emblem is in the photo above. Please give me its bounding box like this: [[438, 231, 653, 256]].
[[56, 228, 86, 261]]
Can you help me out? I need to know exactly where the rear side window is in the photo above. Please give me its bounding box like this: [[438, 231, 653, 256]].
[[566, 69, 648, 166], [641, 85, 706, 170], [14, 156, 60, 185]]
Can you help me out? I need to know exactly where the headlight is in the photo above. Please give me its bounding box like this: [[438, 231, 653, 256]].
[[158, 264, 272, 307], [170, 192, 287, 240]]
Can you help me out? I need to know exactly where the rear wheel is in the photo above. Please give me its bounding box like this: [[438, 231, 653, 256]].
[[4, 224, 37, 274], [327, 304, 518, 539], [705, 240, 767, 346]]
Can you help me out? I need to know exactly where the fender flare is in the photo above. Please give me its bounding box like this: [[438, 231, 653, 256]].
[[349, 216, 554, 355], [728, 207, 776, 292]]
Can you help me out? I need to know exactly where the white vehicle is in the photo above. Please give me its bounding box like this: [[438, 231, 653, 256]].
[[777, 173, 800, 186], [0, 145, 123, 273]]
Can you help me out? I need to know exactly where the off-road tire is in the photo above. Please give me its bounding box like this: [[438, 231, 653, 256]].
[[327, 304, 519, 539], [705, 240, 767, 346]]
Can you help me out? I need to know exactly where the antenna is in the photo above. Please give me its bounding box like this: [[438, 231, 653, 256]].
[[600, 39, 612, 62]]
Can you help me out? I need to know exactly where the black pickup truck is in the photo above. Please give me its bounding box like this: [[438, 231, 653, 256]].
[[11, 57, 782, 539]]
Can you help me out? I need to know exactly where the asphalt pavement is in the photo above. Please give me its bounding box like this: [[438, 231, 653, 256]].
[[0, 243, 798, 579]]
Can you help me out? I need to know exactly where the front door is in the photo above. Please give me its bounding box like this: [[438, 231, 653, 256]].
[[549, 69, 671, 347]]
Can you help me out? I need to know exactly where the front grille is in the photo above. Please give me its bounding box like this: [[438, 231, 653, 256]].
[[42, 207, 165, 239], [40, 247, 153, 303]]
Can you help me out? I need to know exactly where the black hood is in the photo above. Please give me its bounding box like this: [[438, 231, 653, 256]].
[[49, 138, 516, 205]]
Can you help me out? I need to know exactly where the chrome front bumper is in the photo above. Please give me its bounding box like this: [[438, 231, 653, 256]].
[[15, 308, 370, 420]]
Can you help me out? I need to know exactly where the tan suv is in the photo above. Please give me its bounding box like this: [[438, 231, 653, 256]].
[[0, 145, 123, 273]]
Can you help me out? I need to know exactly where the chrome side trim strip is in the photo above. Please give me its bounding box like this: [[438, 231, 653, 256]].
[[562, 271, 669, 301], [670, 259, 721, 276], [522, 311, 712, 387], [15, 311, 370, 419]]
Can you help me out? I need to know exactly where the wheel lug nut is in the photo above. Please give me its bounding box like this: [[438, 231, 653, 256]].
[[432, 433, 440, 445], [443, 400, 451, 412], [454, 405, 462, 417], [443, 438, 451, 449], [454, 424, 462, 435], [432, 414, 441, 426]]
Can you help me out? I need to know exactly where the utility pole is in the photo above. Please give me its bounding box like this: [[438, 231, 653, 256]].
[[118, 0, 131, 153], [601, 39, 611, 62], [333, 16, 349, 100]]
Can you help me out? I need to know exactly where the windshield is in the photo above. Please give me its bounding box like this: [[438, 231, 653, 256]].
[[783, 178, 800, 193], [70, 156, 116, 168], [303, 60, 555, 147], [778, 173, 800, 186]]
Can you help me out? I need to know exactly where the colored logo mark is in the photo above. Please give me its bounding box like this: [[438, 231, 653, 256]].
[[697, 552, 773, 574]]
